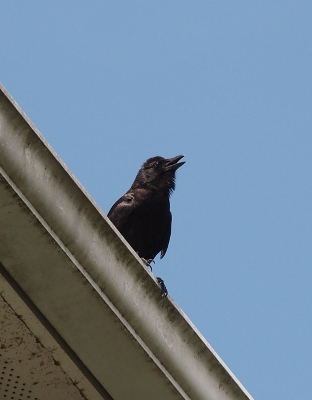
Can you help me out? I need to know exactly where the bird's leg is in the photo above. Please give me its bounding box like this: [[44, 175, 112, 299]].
[[141, 258, 155, 271], [156, 277, 168, 297]]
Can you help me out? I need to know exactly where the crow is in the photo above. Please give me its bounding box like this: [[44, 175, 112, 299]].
[[108, 155, 185, 296]]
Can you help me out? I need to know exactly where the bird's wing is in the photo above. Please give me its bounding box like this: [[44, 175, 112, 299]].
[[160, 211, 172, 259], [107, 193, 136, 230]]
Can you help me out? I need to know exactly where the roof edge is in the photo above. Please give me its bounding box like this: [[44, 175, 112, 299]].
[[0, 83, 253, 400]]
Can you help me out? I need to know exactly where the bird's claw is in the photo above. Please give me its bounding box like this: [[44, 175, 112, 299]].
[[156, 277, 168, 297], [141, 258, 155, 271]]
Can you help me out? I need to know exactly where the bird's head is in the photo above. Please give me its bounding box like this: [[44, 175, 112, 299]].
[[132, 155, 185, 195]]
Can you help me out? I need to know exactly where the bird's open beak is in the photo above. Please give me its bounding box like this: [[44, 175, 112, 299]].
[[164, 155, 185, 171]]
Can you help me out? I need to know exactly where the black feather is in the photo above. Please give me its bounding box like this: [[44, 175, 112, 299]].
[[108, 155, 185, 261]]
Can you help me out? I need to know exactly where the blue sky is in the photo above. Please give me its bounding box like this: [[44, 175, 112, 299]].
[[2, 2, 312, 399]]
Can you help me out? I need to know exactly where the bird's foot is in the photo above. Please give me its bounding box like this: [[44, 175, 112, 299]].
[[141, 258, 155, 271], [156, 277, 168, 298]]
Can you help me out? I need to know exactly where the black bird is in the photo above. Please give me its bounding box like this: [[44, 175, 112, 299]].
[[108, 155, 185, 295]]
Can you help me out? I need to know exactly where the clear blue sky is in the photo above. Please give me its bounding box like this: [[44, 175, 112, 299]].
[[2, 3, 312, 399]]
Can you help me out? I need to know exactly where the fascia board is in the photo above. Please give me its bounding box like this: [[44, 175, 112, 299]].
[[0, 83, 254, 400]]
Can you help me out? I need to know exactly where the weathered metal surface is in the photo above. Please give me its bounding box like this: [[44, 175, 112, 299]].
[[0, 83, 254, 400]]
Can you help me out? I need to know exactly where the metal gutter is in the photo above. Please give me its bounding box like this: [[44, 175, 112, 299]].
[[0, 83, 254, 400]]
